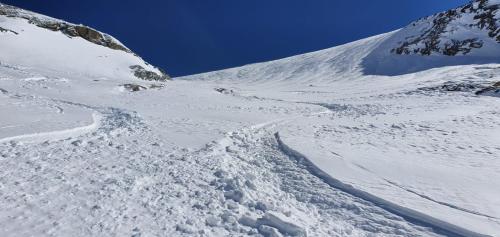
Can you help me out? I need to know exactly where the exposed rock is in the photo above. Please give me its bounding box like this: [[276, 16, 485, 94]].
[[123, 84, 147, 92], [215, 87, 234, 94], [37, 22, 129, 52], [130, 65, 170, 82], [0, 3, 130, 53], [392, 0, 499, 56], [443, 39, 483, 56], [415, 81, 485, 94], [440, 82, 479, 92], [414, 80, 500, 97], [148, 84, 166, 89], [475, 81, 500, 96], [0, 26, 18, 34], [121, 83, 166, 92]]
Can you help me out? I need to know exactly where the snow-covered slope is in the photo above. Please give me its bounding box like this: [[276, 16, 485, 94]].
[[1, 1, 500, 237], [177, 1, 500, 236], [0, 3, 169, 81], [182, 0, 500, 80]]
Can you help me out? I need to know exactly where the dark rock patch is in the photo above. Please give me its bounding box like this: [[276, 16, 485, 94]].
[[475, 81, 500, 96], [413, 81, 485, 95], [413, 80, 500, 97], [0, 26, 18, 35], [215, 87, 234, 94], [130, 65, 170, 82], [392, 0, 499, 56], [121, 83, 166, 92], [123, 84, 147, 92], [0, 4, 130, 53]]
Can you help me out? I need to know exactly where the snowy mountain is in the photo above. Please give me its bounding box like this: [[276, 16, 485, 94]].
[[1, 1, 500, 237], [391, 0, 499, 56], [0, 3, 169, 81], [181, 0, 500, 80], [364, 0, 500, 75]]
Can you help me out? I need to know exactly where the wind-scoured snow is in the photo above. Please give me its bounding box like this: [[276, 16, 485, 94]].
[[1, 1, 500, 237]]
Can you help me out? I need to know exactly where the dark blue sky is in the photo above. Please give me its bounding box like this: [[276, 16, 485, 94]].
[[4, 0, 468, 76]]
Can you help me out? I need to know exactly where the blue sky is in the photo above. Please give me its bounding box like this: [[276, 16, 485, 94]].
[[4, 0, 469, 76]]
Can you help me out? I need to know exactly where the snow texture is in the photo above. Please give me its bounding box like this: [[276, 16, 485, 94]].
[[1, 1, 500, 237]]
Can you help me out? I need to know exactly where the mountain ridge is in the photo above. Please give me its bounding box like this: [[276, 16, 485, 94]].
[[391, 0, 499, 56], [179, 0, 499, 80], [0, 2, 170, 81]]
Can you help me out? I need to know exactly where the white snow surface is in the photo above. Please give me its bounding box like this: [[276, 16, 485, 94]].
[[1, 2, 500, 237]]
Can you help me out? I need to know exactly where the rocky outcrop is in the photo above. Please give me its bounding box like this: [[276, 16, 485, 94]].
[[36, 21, 130, 52], [0, 3, 130, 53], [475, 81, 500, 96], [122, 83, 147, 92], [122, 83, 166, 92], [0, 26, 17, 34], [130, 65, 170, 81], [392, 0, 499, 56]]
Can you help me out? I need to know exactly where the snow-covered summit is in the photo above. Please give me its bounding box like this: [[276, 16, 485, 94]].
[[0, 3, 169, 81]]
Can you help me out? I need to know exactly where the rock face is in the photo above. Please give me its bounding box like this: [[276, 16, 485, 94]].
[[130, 65, 170, 81], [0, 3, 130, 53], [37, 22, 130, 53], [392, 0, 499, 56]]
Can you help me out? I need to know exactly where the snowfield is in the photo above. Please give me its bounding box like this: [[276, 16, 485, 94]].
[[1, 1, 500, 237]]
